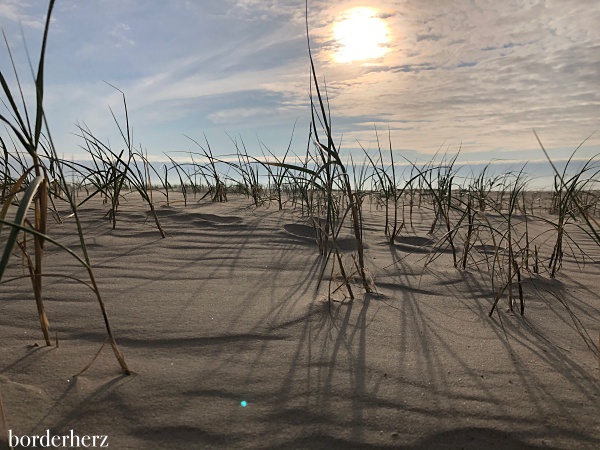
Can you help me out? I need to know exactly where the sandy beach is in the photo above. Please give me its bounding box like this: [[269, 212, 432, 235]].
[[1, 191, 598, 449]]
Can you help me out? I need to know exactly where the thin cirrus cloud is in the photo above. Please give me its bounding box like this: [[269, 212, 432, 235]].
[[0, 0, 598, 164], [0, 0, 46, 30]]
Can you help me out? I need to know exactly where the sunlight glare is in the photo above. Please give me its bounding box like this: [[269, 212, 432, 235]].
[[333, 8, 390, 63]]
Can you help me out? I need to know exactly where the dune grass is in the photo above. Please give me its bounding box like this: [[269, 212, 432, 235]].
[[0, 0, 130, 374], [72, 86, 166, 238]]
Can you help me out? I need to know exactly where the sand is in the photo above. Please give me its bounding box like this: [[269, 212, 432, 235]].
[[1, 191, 599, 449]]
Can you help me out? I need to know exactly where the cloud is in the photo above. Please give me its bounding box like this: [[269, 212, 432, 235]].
[[296, 0, 600, 157], [108, 23, 136, 48], [416, 34, 442, 42], [0, 1, 46, 29], [2, 0, 597, 165]]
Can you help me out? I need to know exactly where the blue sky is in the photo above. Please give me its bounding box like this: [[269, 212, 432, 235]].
[[1, 0, 599, 169]]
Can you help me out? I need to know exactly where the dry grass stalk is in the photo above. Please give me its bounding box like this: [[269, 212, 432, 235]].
[[0, 0, 130, 374]]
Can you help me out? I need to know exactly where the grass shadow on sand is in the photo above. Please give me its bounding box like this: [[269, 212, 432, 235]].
[[263, 427, 565, 449]]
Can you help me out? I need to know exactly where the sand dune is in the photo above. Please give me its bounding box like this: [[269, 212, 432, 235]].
[[1, 193, 599, 449]]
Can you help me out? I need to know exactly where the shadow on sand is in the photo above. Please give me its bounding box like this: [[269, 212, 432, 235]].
[[267, 427, 562, 449]]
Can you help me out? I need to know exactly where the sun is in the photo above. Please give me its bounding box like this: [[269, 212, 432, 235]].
[[333, 7, 390, 63]]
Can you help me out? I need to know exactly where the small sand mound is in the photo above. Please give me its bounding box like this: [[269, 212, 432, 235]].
[[284, 223, 316, 239]]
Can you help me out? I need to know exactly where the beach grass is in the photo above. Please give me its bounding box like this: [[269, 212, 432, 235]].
[[0, 0, 130, 374]]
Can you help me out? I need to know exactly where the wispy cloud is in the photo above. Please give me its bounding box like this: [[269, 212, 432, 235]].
[[0, 0, 597, 163], [297, 0, 600, 158], [0, 0, 47, 30]]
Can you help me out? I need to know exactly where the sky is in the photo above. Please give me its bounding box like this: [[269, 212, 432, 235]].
[[1, 0, 599, 175]]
